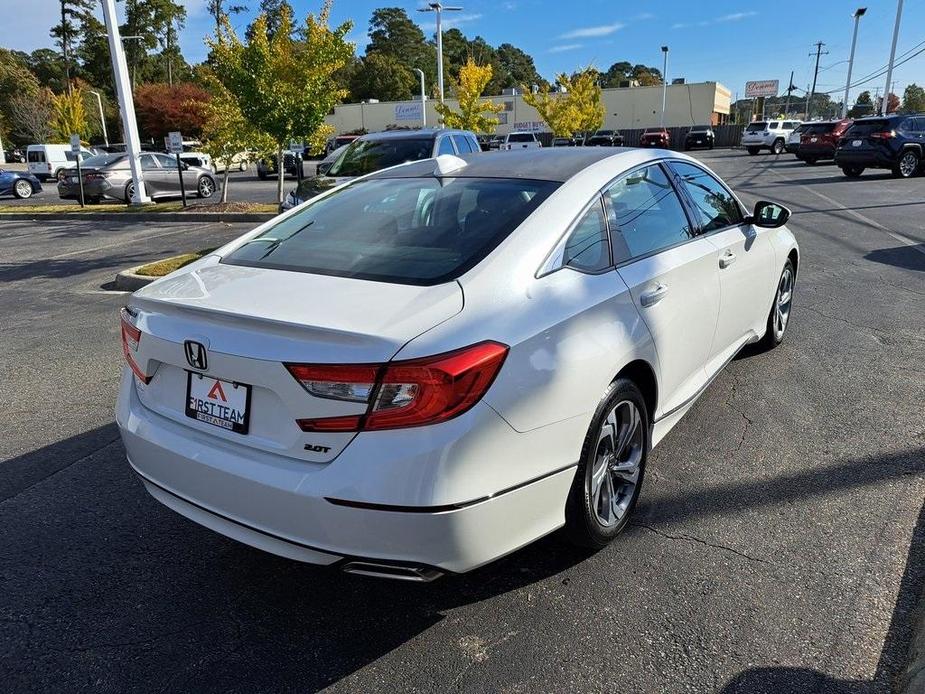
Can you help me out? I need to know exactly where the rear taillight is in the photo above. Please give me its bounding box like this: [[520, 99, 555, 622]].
[[120, 307, 150, 384], [85, 172, 104, 182], [287, 341, 508, 432], [871, 130, 895, 139]]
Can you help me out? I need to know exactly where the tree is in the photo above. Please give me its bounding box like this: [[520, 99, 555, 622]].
[[149, 0, 188, 85], [367, 7, 436, 89], [496, 43, 544, 90], [7, 90, 55, 144], [885, 92, 900, 114], [523, 68, 603, 138], [50, 0, 94, 89], [50, 86, 88, 141], [246, 0, 293, 41], [901, 84, 925, 114], [848, 90, 873, 118], [435, 59, 503, 133], [568, 68, 605, 135], [522, 78, 573, 137], [134, 82, 211, 140], [208, 0, 248, 41], [632, 64, 662, 86], [27, 48, 69, 94], [208, 1, 354, 202], [76, 14, 114, 94], [602, 61, 633, 87], [350, 52, 415, 101]]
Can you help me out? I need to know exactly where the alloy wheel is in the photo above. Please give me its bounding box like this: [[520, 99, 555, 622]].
[[14, 180, 32, 198], [899, 152, 918, 178], [589, 400, 644, 528], [773, 265, 794, 341], [199, 177, 214, 197]]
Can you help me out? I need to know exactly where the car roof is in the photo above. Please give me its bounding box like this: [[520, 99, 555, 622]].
[[367, 148, 639, 183], [357, 128, 471, 142]]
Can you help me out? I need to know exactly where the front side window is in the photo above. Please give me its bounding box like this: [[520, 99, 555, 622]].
[[670, 162, 743, 233], [328, 138, 435, 177], [28, 151, 45, 163], [139, 154, 158, 170], [436, 137, 456, 156], [451, 135, 473, 154], [604, 164, 694, 261], [222, 176, 559, 285], [562, 201, 610, 272]]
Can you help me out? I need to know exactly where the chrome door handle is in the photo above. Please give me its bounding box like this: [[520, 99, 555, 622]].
[[719, 251, 737, 268], [640, 283, 669, 307]]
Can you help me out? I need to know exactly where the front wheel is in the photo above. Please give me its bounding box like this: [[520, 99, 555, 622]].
[[197, 176, 215, 198], [760, 259, 795, 349], [124, 181, 135, 202], [238, 160, 247, 172], [747, 147, 760, 156], [565, 379, 648, 549], [13, 179, 33, 199], [842, 165, 864, 178], [893, 150, 920, 178]]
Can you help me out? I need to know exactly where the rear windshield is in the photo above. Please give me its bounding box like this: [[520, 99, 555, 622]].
[[803, 123, 836, 134], [222, 177, 559, 285], [508, 133, 535, 142], [328, 138, 433, 177], [746, 122, 767, 132], [845, 119, 890, 136], [82, 153, 124, 168]]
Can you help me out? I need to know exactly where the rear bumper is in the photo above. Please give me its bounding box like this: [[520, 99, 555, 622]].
[[834, 149, 895, 169], [116, 372, 576, 574], [797, 144, 836, 160]]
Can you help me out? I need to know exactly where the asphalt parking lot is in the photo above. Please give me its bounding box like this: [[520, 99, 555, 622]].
[[1, 149, 923, 693]]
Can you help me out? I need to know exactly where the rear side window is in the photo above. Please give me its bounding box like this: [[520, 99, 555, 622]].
[[562, 201, 610, 272], [451, 135, 473, 154], [222, 177, 559, 285], [783, 122, 797, 129], [804, 123, 836, 134], [436, 137, 456, 156], [670, 162, 743, 233], [902, 118, 923, 132], [746, 122, 767, 132], [604, 164, 694, 260], [768, 122, 779, 130], [28, 150, 46, 163]]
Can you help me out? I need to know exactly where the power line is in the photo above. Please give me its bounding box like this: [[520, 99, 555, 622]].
[[819, 37, 925, 95]]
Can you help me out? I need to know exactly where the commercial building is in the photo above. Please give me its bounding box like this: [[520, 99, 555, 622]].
[[325, 81, 732, 135]]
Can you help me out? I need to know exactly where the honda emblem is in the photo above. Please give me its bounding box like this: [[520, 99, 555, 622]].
[[184, 340, 208, 371]]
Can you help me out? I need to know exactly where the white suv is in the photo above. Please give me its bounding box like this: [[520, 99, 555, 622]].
[[741, 120, 802, 155], [500, 131, 542, 150]]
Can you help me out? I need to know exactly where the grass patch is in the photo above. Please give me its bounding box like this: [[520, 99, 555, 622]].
[[0, 201, 278, 214], [135, 248, 216, 277]]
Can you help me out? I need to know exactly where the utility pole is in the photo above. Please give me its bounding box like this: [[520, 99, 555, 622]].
[[418, 3, 462, 105], [60, 0, 72, 92], [660, 46, 669, 127], [807, 41, 828, 120], [784, 71, 795, 116], [842, 8, 867, 118], [882, 0, 904, 115]]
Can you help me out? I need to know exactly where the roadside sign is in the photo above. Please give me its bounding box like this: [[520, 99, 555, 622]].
[[70, 134, 81, 153], [167, 131, 183, 154], [745, 80, 779, 98]]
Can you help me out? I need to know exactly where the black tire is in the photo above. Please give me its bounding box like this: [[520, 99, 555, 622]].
[[197, 175, 215, 198], [746, 147, 760, 156], [86, 196, 102, 204], [12, 179, 33, 199], [805, 157, 818, 166], [124, 181, 135, 203], [709, 142, 714, 150], [842, 165, 864, 178], [893, 150, 920, 178], [565, 378, 648, 549], [257, 170, 268, 180], [772, 138, 785, 155], [760, 259, 795, 350]]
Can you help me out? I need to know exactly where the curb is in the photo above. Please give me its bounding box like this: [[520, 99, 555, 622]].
[[0, 212, 275, 223], [901, 587, 925, 693], [114, 266, 157, 292]]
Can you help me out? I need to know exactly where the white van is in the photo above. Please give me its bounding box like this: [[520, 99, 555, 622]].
[[26, 144, 95, 181]]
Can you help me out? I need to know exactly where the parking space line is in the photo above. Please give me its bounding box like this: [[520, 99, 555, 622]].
[[46, 223, 226, 261]]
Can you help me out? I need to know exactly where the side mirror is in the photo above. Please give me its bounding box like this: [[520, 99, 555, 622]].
[[748, 200, 791, 228]]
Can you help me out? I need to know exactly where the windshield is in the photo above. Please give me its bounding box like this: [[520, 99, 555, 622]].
[[746, 122, 768, 132], [328, 138, 433, 177], [223, 176, 559, 285]]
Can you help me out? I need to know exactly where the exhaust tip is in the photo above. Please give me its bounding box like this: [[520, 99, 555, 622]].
[[341, 561, 442, 582]]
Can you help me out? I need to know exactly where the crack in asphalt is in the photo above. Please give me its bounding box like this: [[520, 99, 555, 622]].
[[727, 372, 753, 455], [800, 303, 925, 344], [632, 523, 770, 565]]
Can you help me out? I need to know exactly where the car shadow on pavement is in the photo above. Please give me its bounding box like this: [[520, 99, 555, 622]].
[[865, 245, 925, 272], [718, 499, 925, 694], [2, 425, 922, 692], [0, 252, 160, 282]]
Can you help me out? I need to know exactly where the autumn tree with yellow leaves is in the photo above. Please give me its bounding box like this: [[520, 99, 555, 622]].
[[522, 68, 604, 138], [435, 58, 503, 134]]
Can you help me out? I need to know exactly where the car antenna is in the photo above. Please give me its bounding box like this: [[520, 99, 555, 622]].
[[433, 154, 467, 176]]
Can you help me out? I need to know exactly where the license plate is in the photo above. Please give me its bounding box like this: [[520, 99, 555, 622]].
[[811, 137, 818, 142], [185, 372, 251, 434], [852, 139, 862, 147]]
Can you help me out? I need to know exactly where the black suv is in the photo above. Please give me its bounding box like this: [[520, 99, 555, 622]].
[[684, 125, 714, 150], [834, 114, 925, 178], [585, 129, 625, 146]]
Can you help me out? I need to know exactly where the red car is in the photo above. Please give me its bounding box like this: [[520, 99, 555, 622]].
[[639, 128, 670, 148], [797, 119, 852, 164]]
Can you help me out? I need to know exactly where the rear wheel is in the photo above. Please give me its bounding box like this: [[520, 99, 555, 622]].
[[13, 179, 33, 199], [804, 156, 818, 165], [747, 147, 760, 156], [124, 181, 135, 202], [842, 165, 864, 178], [893, 150, 920, 178], [772, 138, 785, 155], [760, 259, 795, 349], [565, 378, 647, 549], [238, 160, 247, 172], [197, 176, 215, 198]]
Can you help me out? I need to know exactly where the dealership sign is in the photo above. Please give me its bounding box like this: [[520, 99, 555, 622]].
[[745, 80, 779, 98], [395, 102, 423, 121]]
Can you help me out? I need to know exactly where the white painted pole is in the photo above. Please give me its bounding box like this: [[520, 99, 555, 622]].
[[436, 7, 444, 104], [100, 0, 150, 203], [881, 0, 904, 115], [90, 90, 109, 147], [660, 46, 669, 127], [843, 9, 866, 119], [414, 68, 427, 127]]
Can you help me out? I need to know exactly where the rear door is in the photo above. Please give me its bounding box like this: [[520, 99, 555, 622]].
[[609, 163, 721, 415], [669, 160, 773, 366]]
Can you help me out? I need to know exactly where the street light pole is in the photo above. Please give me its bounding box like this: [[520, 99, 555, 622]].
[[842, 8, 867, 118], [660, 46, 669, 127], [881, 0, 904, 115], [100, 0, 150, 203], [89, 90, 109, 147], [418, 3, 462, 106], [413, 68, 427, 127]]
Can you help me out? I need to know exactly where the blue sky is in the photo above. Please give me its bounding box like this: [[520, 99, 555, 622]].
[[4, 0, 924, 103]]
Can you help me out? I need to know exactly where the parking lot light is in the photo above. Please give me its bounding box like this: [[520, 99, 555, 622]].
[[660, 46, 669, 127], [418, 3, 462, 105], [882, 0, 904, 115], [842, 8, 867, 119]]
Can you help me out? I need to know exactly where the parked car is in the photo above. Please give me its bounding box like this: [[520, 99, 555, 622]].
[[835, 113, 925, 178], [4, 148, 25, 163], [0, 169, 42, 199], [476, 134, 495, 151], [684, 125, 715, 150], [552, 136, 579, 147], [180, 150, 249, 174], [257, 151, 302, 180], [325, 135, 360, 156], [57, 152, 218, 203], [26, 144, 94, 181], [315, 144, 350, 176], [281, 128, 482, 211], [741, 120, 801, 155], [585, 130, 625, 147], [179, 151, 215, 173], [487, 135, 504, 150], [796, 119, 853, 165], [117, 148, 798, 579], [500, 131, 542, 150], [785, 124, 807, 155], [639, 128, 670, 148]]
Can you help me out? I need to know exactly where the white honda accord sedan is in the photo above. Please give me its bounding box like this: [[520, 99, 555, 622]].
[[116, 148, 798, 580]]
